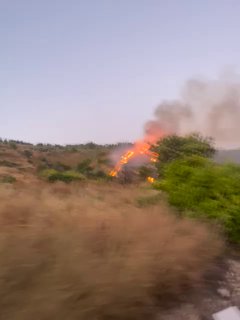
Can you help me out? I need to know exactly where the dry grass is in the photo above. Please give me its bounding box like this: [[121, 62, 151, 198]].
[[0, 182, 222, 320]]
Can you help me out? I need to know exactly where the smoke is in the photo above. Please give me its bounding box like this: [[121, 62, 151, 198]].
[[145, 73, 240, 148]]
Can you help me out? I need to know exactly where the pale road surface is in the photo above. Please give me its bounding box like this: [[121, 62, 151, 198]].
[[155, 256, 240, 320]]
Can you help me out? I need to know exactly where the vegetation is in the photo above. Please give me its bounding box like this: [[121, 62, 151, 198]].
[[22, 149, 33, 159], [154, 155, 240, 243], [138, 165, 154, 179], [52, 162, 71, 172], [0, 134, 237, 318], [0, 183, 221, 320], [0, 175, 16, 183], [0, 160, 19, 168], [9, 142, 17, 149], [153, 133, 215, 174], [76, 159, 93, 175], [41, 169, 85, 183]]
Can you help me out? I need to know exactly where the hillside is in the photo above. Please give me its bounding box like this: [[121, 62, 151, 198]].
[[0, 140, 115, 184], [1, 139, 240, 319]]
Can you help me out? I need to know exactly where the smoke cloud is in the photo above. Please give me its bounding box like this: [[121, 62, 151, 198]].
[[145, 73, 240, 148]]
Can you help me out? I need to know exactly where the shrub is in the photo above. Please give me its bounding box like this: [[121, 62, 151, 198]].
[[89, 169, 108, 180], [52, 162, 71, 172], [41, 169, 85, 183], [9, 142, 17, 149], [23, 150, 33, 159], [76, 159, 93, 175], [0, 175, 16, 183], [0, 185, 222, 320], [154, 156, 240, 243], [138, 166, 154, 180], [0, 160, 18, 168]]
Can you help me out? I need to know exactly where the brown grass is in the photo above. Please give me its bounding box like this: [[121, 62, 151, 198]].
[[0, 182, 222, 320]]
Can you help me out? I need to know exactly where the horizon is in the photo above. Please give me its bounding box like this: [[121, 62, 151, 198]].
[[1, 137, 240, 152]]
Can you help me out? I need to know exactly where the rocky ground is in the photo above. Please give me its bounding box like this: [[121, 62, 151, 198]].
[[156, 253, 240, 320]]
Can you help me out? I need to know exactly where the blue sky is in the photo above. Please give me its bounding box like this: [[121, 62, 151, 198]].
[[1, 0, 240, 144]]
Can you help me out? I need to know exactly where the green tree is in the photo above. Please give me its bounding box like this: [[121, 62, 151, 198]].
[[153, 133, 215, 174], [154, 155, 240, 243]]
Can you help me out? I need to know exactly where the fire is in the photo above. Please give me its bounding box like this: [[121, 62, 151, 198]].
[[147, 176, 155, 183], [109, 123, 164, 182], [109, 140, 158, 180]]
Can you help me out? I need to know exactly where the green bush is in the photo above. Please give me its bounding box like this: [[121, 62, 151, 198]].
[[153, 133, 215, 174], [154, 156, 240, 243], [76, 159, 93, 175], [41, 169, 85, 183]]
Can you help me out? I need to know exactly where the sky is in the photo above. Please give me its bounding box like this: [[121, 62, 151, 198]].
[[1, 0, 240, 144]]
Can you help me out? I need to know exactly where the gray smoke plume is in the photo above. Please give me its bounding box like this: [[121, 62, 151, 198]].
[[145, 73, 240, 148]]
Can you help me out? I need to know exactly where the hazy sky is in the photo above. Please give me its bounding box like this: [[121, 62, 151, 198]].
[[1, 0, 240, 144]]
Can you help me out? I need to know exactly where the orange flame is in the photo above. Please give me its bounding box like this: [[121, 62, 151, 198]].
[[109, 140, 158, 179], [109, 125, 165, 182], [147, 176, 155, 183]]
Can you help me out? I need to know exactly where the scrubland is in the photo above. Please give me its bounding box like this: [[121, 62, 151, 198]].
[[0, 181, 222, 320]]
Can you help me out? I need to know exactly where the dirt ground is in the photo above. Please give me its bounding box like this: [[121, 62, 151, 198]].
[[156, 254, 240, 320]]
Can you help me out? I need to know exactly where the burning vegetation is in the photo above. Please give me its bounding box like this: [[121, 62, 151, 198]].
[[109, 121, 164, 182], [109, 141, 158, 182]]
